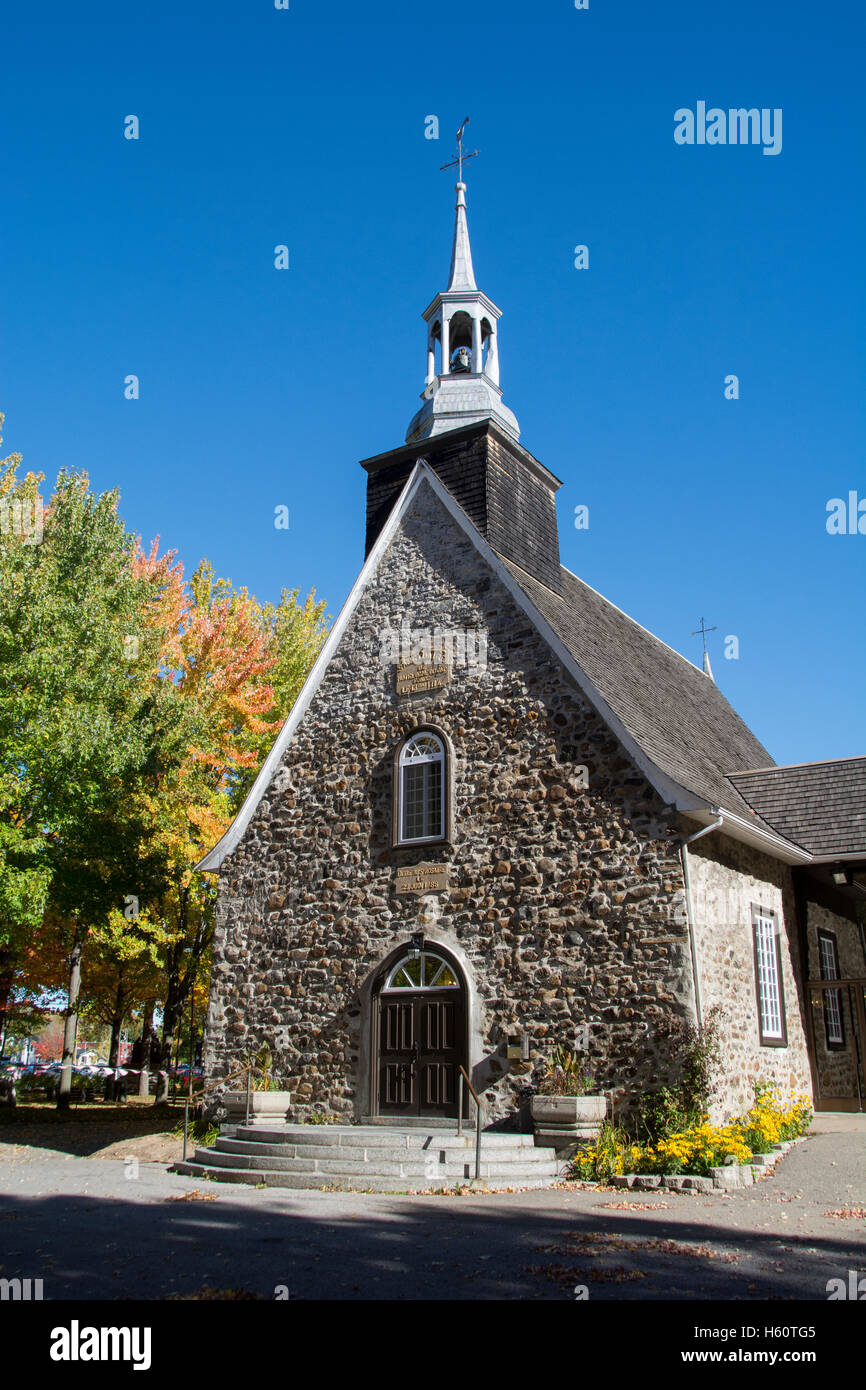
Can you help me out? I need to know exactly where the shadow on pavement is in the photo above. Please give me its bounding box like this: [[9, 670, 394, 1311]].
[[0, 1180, 864, 1301]]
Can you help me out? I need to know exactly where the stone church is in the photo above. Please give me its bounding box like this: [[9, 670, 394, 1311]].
[[199, 174, 866, 1128]]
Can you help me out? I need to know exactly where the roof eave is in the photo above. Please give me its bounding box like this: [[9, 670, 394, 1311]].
[[807, 850, 866, 865], [683, 805, 813, 865]]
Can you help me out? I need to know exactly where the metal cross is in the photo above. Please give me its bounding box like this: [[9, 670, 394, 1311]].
[[440, 116, 480, 182], [691, 616, 718, 656]]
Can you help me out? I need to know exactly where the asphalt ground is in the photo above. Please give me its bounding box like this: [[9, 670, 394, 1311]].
[[0, 1113, 863, 1303]]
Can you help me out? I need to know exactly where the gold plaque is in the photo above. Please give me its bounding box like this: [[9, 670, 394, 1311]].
[[395, 863, 449, 894], [395, 661, 449, 696]]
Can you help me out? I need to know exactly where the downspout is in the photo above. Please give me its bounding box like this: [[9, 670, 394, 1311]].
[[680, 810, 724, 1028]]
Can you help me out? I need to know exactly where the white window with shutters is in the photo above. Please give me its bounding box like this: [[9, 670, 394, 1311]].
[[753, 907, 785, 1044]]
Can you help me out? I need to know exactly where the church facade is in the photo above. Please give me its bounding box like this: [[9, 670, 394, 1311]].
[[199, 176, 866, 1126]]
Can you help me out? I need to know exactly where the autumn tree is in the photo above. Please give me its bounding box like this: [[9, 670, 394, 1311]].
[[131, 554, 327, 1101], [1, 412, 329, 1104]]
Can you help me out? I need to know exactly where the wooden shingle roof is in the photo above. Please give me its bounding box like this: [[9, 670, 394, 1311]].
[[726, 759, 866, 858], [500, 559, 776, 821]]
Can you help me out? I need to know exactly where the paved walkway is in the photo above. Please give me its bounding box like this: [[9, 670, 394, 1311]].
[[0, 1116, 862, 1300]]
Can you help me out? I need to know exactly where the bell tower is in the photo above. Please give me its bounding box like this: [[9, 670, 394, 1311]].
[[406, 168, 520, 444], [362, 124, 562, 595]]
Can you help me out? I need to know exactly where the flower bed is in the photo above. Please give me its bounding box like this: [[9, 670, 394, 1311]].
[[569, 1087, 812, 1183]]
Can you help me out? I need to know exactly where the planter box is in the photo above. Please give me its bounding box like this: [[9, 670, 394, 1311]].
[[531, 1094, 607, 1149], [221, 1090, 292, 1127]]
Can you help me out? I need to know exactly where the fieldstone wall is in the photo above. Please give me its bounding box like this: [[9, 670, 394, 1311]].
[[205, 478, 700, 1124], [806, 901, 865, 1102], [686, 833, 813, 1119]]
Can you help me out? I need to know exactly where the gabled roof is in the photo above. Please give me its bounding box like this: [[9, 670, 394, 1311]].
[[196, 462, 815, 871], [726, 759, 866, 859], [504, 560, 776, 826]]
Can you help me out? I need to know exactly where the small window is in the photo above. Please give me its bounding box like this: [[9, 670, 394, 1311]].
[[383, 950, 460, 992], [397, 731, 445, 844], [752, 906, 787, 1046], [818, 930, 845, 1049]]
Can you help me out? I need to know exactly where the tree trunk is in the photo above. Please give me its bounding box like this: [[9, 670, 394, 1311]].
[[137, 997, 155, 1099], [105, 997, 123, 1101], [57, 926, 86, 1112], [155, 996, 179, 1106], [154, 882, 213, 1106], [155, 897, 186, 1105], [0, 948, 13, 1057]]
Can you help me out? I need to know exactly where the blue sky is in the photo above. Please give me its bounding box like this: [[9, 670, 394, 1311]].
[[2, 0, 863, 766]]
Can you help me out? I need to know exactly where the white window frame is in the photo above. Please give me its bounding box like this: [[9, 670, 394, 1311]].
[[818, 930, 845, 1048], [397, 732, 446, 845], [382, 950, 460, 993], [752, 906, 786, 1046]]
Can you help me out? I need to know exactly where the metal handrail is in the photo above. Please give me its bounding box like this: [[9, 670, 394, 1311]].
[[182, 1063, 268, 1160], [457, 1065, 483, 1182]]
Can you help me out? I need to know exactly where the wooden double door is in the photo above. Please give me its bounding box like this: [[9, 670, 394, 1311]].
[[377, 988, 465, 1118]]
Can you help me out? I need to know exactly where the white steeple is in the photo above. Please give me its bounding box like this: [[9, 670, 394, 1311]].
[[406, 169, 520, 444], [447, 181, 476, 292]]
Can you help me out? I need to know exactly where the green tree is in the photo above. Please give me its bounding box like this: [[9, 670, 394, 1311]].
[[0, 436, 184, 1107], [0, 416, 52, 954]]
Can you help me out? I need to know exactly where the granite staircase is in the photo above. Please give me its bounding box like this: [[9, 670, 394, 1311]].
[[174, 1123, 563, 1192]]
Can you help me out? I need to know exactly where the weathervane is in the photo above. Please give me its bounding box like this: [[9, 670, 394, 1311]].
[[691, 616, 718, 659], [440, 116, 480, 183]]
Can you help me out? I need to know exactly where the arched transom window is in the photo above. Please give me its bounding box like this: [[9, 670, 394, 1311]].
[[398, 731, 445, 843], [383, 950, 460, 992]]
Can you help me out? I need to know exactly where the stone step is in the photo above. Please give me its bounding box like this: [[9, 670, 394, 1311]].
[[194, 1146, 559, 1179], [228, 1124, 541, 1151], [214, 1137, 556, 1164], [173, 1161, 560, 1193], [172, 1123, 562, 1192]]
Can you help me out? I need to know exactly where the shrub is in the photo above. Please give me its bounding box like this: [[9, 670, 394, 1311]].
[[568, 1085, 812, 1182], [171, 1116, 220, 1146], [634, 1006, 726, 1142], [570, 1121, 629, 1181], [737, 1086, 812, 1155], [679, 1005, 725, 1122], [633, 1085, 690, 1145], [629, 1122, 754, 1177]]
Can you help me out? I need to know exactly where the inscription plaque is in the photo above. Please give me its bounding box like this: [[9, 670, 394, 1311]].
[[395, 862, 449, 895], [395, 660, 449, 696]]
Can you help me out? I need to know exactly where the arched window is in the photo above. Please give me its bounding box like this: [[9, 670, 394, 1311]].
[[382, 949, 460, 992], [396, 731, 446, 844]]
